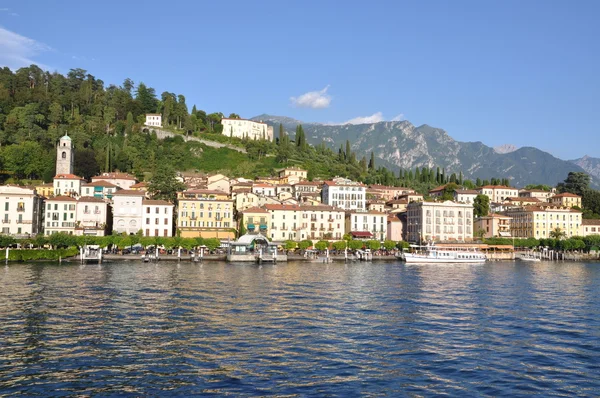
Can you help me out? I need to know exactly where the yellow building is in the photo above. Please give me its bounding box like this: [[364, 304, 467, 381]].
[[549, 193, 582, 208], [240, 207, 271, 235], [176, 189, 234, 239], [581, 219, 600, 237], [35, 182, 54, 197], [505, 205, 582, 239]]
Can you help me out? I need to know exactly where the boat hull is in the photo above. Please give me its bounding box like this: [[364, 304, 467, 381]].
[[403, 255, 486, 264]]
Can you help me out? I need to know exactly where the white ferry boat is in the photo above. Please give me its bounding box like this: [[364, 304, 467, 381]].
[[403, 244, 487, 264], [518, 253, 541, 262]]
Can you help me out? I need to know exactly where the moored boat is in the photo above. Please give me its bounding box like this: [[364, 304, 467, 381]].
[[403, 244, 487, 264], [518, 253, 541, 262]]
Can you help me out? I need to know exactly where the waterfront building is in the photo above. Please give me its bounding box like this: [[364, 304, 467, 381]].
[[176, 190, 233, 239], [234, 191, 280, 212], [240, 207, 271, 235], [580, 219, 600, 237], [406, 200, 474, 243], [111, 190, 145, 235], [549, 193, 582, 209], [142, 200, 174, 237], [453, 189, 479, 204], [505, 205, 582, 239], [145, 113, 162, 127], [0, 185, 43, 237], [474, 214, 512, 238], [263, 204, 345, 241], [56, 134, 74, 175], [428, 185, 448, 198], [81, 180, 120, 199], [129, 181, 149, 193], [254, 176, 280, 185], [345, 211, 387, 241], [504, 197, 542, 206], [221, 118, 273, 141], [322, 179, 366, 211], [207, 177, 231, 194], [76, 197, 110, 236], [387, 214, 404, 242], [53, 174, 84, 197], [477, 185, 519, 203], [91, 172, 138, 190], [44, 196, 77, 235], [386, 199, 409, 212]]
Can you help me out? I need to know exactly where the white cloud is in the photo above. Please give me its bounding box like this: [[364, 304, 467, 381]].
[[391, 113, 404, 121], [290, 85, 332, 109], [0, 26, 51, 70], [344, 112, 385, 124]]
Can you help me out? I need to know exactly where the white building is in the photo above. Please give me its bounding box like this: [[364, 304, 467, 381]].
[[44, 196, 78, 235], [0, 185, 43, 237], [91, 172, 138, 190], [142, 199, 174, 237], [111, 190, 145, 235], [477, 185, 519, 203], [322, 179, 366, 211], [453, 189, 479, 204], [221, 118, 273, 141], [345, 211, 388, 241], [252, 183, 276, 197], [54, 174, 84, 197], [145, 114, 162, 127], [76, 197, 110, 236], [406, 200, 474, 243]]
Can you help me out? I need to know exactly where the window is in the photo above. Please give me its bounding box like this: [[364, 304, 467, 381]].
[[62, 151, 66, 159]]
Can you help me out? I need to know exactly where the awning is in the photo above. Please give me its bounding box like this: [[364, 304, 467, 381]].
[[259, 224, 267, 230], [499, 231, 511, 237], [350, 231, 373, 238], [247, 224, 255, 229]]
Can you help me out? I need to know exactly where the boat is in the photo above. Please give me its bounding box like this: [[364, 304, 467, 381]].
[[402, 244, 487, 264], [518, 253, 541, 262]]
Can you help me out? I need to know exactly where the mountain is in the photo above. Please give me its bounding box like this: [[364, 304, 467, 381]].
[[253, 114, 597, 188], [570, 155, 600, 180]]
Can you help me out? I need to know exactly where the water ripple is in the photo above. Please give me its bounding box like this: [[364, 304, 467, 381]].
[[1, 261, 599, 396]]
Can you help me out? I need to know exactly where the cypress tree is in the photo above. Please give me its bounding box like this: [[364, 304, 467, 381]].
[[346, 140, 351, 162], [369, 152, 375, 170]]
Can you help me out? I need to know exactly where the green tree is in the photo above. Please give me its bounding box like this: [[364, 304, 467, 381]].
[[473, 194, 490, 217], [383, 240, 396, 251], [549, 227, 566, 240], [366, 240, 381, 251], [332, 241, 347, 251], [148, 165, 185, 202], [315, 240, 329, 251], [284, 240, 297, 251], [348, 240, 364, 250], [298, 240, 313, 250], [558, 172, 590, 196]]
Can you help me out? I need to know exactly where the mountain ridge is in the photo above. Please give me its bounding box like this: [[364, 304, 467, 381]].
[[252, 114, 597, 188]]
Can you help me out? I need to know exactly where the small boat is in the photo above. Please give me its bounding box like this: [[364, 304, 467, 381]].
[[403, 243, 486, 264], [518, 254, 541, 262]]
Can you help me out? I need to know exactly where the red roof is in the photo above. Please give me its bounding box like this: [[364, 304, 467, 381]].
[[78, 197, 107, 203], [92, 172, 136, 181], [350, 231, 373, 238], [479, 185, 516, 190], [552, 193, 581, 198], [83, 180, 119, 188], [130, 182, 148, 188]]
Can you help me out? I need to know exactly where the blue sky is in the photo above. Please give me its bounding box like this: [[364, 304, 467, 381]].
[[1, 0, 599, 159]]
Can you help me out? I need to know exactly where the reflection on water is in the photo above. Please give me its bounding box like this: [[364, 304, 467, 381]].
[[1, 261, 599, 396]]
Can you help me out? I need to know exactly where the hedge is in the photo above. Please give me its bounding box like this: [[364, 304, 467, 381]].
[[0, 248, 79, 262]]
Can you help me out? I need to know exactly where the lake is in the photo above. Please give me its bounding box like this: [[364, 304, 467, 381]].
[[1, 260, 599, 396]]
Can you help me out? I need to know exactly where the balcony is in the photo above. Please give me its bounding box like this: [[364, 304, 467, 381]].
[[1, 219, 10, 224], [62, 222, 75, 228], [84, 210, 91, 214], [94, 210, 101, 214], [17, 207, 25, 212], [328, 218, 334, 222]]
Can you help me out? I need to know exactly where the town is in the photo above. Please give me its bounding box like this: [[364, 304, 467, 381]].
[[0, 114, 598, 258]]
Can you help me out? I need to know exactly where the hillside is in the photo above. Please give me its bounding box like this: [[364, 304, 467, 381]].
[[570, 156, 600, 180], [253, 114, 596, 188]]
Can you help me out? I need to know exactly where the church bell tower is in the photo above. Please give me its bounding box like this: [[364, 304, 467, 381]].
[[56, 134, 74, 175]]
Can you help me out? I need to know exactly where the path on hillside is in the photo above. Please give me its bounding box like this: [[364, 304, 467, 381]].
[[147, 127, 247, 154]]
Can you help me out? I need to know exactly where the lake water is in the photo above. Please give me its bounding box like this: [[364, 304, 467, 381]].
[[1, 260, 599, 397]]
